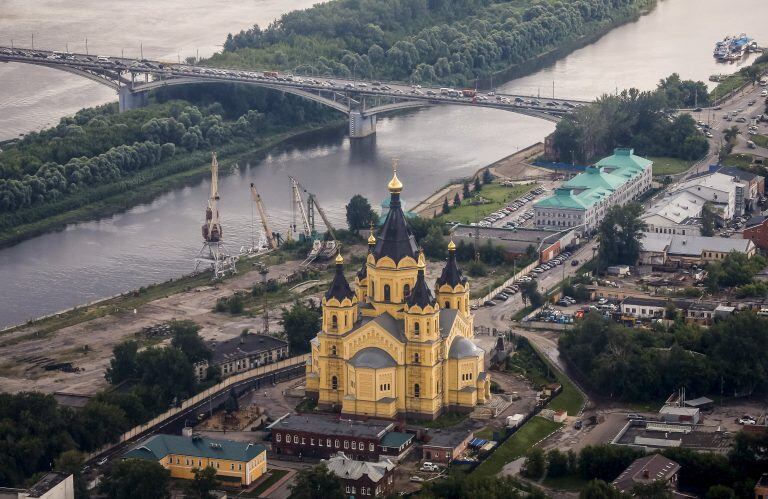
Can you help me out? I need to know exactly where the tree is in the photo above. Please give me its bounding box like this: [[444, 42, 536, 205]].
[[442, 197, 451, 214], [100, 459, 170, 499], [597, 204, 647, 269], [700, 203, 716, 236], [105, 341, 139, 384], [482, 168, 493, 184], [345, 194, 376, 231], [473, 177, 482, 193], [289, 464, 344, 499], [523, 447, 546, 479], [170, 320, 211, 363], [421, 226, 447, 259], [580, 479, 623, 499], [453, 192, 461, 208], [546, 449, 569, 478], [722, 126, 740, 143], [463, 181, 471, 199], [705, 485, 735, 499], [281, 301, 321, 354], [54, 450, 89, 499], [521, 279, 543, 308], [188, 466, 218, 499], [631, 481, 672, 499], [224, 387, 240, 414]]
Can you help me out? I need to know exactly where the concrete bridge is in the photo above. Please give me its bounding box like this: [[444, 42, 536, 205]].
[[0, 46, 591, 138]]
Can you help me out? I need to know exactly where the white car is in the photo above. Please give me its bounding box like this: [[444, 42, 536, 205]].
[[738, 415, 757, 425]]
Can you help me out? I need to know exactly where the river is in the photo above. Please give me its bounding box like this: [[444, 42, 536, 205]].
[[1, 0, 767, 327]]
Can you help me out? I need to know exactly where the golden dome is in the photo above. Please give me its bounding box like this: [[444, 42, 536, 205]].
[[447, 239, 456, 251], [388, 160, 403, 194], [335, 252, 344, 264], [417, 249, 426, 268], [368, 232, 376, 245]]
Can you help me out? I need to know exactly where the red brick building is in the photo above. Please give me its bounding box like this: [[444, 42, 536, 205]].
[[421, 429, 474, 464], [324, 452, 395, 497], [744, 215, 768, 252], [268, 413, 412, 461]]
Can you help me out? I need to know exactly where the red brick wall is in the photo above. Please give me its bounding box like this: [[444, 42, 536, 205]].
[[744, 220, 768, 251]]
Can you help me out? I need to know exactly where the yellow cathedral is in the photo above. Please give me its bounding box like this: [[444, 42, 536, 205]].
[[305, 169, 491, 420]]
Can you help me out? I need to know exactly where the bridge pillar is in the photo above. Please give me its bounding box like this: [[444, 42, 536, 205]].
[[118, 86, 149, 113], [349, 111, 377, 139]]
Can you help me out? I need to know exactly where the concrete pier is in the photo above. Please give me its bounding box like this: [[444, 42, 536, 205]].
[[349, 111, 377, 138], [118, 86, 148, 112]]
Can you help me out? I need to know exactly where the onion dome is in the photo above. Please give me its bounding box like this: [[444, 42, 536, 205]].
[[358, 229, 376, 281], [326, 252, 354, 301], [406, 251, 437, 309], [373, 163, 418, 263], [436, 239, 467, 288]]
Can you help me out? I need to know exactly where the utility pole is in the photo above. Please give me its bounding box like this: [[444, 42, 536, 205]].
[[31, 33, 34, 50], [85, 37, 88, 55], [260, 266, 269, 335], [140, 42, 144, 60], [552, 80, 555, 99]]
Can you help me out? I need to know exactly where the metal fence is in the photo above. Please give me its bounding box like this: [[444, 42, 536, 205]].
[[473, 260, 540, 307]]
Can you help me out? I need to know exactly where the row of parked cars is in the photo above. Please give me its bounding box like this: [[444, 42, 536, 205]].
[[531, 251, 575, 275], [482, 251, 576, 307], [475, 186, 545, 228]]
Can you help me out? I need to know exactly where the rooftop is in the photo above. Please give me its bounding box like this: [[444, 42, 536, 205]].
[[614, 421, 731, 453], [380, 431, 414, 449], [123, 434, 265, 463], [621, 296, 670, 308], [324, 453, 395, 483], [210, 334, 287, 365], [424, 429, 473, 449], [660, 405, 700, 416], [268, 413, 394, 439], [642, 191, 708, 224], [641, 232, 755, 256], [25, 472, 71, 498], [612, 454, 680, 493]]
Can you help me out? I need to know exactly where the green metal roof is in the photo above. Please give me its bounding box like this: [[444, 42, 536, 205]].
[[123, 434, 266, 463], [535, 149, 652, 211], [380, 431, 414, 448]]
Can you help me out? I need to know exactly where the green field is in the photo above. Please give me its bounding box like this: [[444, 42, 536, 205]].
[[547, 368, 585, 416], [751, 134, 768, 148], [440, 183, 535, 224], [722, 153, 756, 169], [648, 156, 695, 176], [473, 416, 562, 478]]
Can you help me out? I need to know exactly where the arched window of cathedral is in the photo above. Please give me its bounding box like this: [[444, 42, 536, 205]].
[[414, 383, 420, 398], [404, 283, 410, 298], [331, 376, 338, 390], [414, 322, 420, 336], [444, 300, 450, 309], [414, 352, 420, 364], [331, 314, 338, 330], [331, 345, 337, 356], [344, 314, 348, 326], [383, 284, 391, 302]]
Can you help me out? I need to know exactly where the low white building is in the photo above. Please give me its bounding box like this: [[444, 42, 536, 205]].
[[669, 172, 744, 220], [642, 191, 707, 236], [620, 296, 669, 319]]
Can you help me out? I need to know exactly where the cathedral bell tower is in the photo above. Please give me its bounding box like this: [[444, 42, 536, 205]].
[[435, 239, 470, 315], [322, 252, 358, 335], [355, 227, 376, 303]]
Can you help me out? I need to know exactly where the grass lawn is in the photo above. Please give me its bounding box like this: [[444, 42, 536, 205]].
[[547, 372, 584, 416], [722, 153, 756, 169], [648, 156, 695, 176], [439, 183, 535, 224], [248, 469, 289, 497], [474, 426, 495, 440], [473, 416, 562, 478], [543, 474, 590, 491], [752, 134, 768, 148]]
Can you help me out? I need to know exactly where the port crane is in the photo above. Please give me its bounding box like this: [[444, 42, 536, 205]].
[[195, 152, 236, 278], [244, 182, 280, 254], [289, 175, 339, 264]]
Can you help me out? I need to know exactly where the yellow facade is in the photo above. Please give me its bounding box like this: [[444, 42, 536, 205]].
[[161, 451, 266, 486], [306, 171, 491, 420]]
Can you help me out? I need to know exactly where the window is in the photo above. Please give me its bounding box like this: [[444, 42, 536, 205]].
[[335, 439, 340, 448], [404, 283, 410, 298], [331, 376, 338, 390], [414, 352, 420, 364], [384, 284, 391, 301], [445, 300, 450, 308], [167, 457, 172, 464], [286, 434, 291, 443], [185, 459, 190, 466], [276, 433, 281, 442], [369, 443, 375, 451], [331, 314, 337, 330], [231, 463, 235, 470], [344, 440, 349, 449], [352, 441, 357, 450], [331, 345, 337, 356], [327, 438, 332, 447], [414, 322, 420, 337], [311, 438, 314, 445], [238, 464, 242, 471], [319, 439, 323, 447], [302, 437, 306, 444], [414, 383, 420, 398]]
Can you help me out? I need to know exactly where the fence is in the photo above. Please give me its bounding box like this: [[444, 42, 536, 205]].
[[88, 354, 308, 459], [472, 260, 540, 307]]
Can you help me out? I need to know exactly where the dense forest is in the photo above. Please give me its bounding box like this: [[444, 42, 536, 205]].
[[214, 0, 656, 86], [549, 74, 710, 163], [559, 312, 768, 402], [0, 88, 339, 233]]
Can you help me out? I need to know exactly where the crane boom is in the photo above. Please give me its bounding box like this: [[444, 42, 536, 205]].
[[250, 183, 278, 250], [289, 176, 312, 238], [311, 194, 336, 241]]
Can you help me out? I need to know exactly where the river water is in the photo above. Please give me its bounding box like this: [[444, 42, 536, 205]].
[[1, 0, 767, 327]]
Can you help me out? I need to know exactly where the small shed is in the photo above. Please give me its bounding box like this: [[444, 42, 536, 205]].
[[683, 397, 714, 411], [659, 405, 701, 424]]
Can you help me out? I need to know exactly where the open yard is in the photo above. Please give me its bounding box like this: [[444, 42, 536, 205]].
[[440, 183, 535, 224], [648, 156, 694, 176], [472, 416, 562, 478], [752, 134, 768, 148]]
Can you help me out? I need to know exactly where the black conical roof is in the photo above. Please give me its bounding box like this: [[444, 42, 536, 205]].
[[373, 192, 418, 263], [436, 246, 467, 288], [326, 259, 355, 302], [407, 267, 436, 309]]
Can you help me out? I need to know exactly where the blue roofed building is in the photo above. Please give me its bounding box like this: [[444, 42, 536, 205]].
[[534, 148, 653, 233]]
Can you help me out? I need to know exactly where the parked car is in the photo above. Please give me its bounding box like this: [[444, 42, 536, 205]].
[[410, 476, 425, 482], [420, 462, 440, 472], [738, 415, 757, 425], [571, 259, 579, 266], [97, 457, 108, 466], [574, 420, 583, 429]]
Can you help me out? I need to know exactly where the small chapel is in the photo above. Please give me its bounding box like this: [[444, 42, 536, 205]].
[[305, 167, 491, 420]]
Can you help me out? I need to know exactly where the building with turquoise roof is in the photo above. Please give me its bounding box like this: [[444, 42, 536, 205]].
[[534, 148, 652, 232]]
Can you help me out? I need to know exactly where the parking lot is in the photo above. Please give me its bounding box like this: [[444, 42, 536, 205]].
[[476, 185, 546, 230]]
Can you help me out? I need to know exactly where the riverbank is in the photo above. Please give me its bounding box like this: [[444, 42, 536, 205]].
[[0, 119, 345, 249]]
